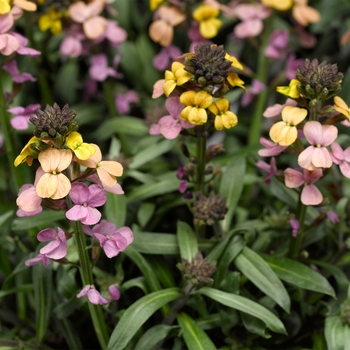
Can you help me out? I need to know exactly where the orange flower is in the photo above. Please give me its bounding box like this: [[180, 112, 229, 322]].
[[292, 0, 320, 26], [77, 144, 123, 187], [36, 148, 72, 199], [149, 6, 185, 46], [163, 62, 192, 97]]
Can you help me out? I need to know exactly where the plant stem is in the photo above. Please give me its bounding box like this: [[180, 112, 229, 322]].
[[71, 219, 109, 350], [0, 74, 24, 192], [247, 17, 274, 147], [195, 126, 206, 193], [288, 193, 307, 259]]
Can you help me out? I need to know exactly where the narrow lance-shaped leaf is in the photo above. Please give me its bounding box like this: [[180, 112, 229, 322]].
[[177, 313, 217, 350], [107, 288, 181, 350], [235, 246, 291, 313], [263, 255, 335, 297], [197, 288, 287, 335], [134, 325, 179, 350], [325, 316, 350, 350], [177, 221, 198, 261]]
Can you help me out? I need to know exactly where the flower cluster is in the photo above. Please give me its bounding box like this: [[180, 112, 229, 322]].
[[258, 58, 348, 212], [16, 103, 133, 305]]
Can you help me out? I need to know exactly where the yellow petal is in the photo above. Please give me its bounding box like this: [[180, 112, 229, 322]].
[[199, 18, 222, 39], [193, 5, 219, 21], [282, 106, 308, 125], [163, 80, 176, 97], [180, 106, 192, 122], [188, 108, 207, 125], [66, 131, 83, 150], [227, 73, 246, 91], [194, 91, 213, 108], [180, 91, 196, 106], [222, 111, 238, 129], [214, 115, 224, 130], [225, 53, 243, 70], [214, 98, 229, 112], [0, 0, 11, 14], [270, 122, 297, 146]]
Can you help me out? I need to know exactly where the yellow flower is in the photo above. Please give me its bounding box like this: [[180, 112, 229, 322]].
[[180, 90, 213, 125], [261, 0, 293, 11], [0, 0, 10, 14], [227, 72, 246, 91], [66, 131, 96, 160], [225, 53, 243, 71], [163, 62, 192, 97], [269, 106, 308, 146], [39, 8, 63, 34], [192, 5, 222, 39], [14, 136, 42, 167], [14, 0, 37, 11], [276, 79, 300, 99], [36, 148, 72, 199], [334, 96, 350, 120], [150, 0, 164, 11], [208, 98, 238, 130]]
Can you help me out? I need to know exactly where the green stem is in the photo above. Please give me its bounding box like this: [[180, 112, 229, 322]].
[[288, 192, 307, 259], [71, 219, 109, 349], [195, 126, 206, 193], [248, 17, 274, 147], [0, 74, 24, 192]]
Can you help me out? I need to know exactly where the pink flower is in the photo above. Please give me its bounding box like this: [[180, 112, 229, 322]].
[[77, 285, 109, 305], [298, 121, 338, 170], [263, 98, 297, 119], [258, 137, 287, 157], [8, 104, 41, 130], [150, 96, 194, 139], [265, 29, 289, 59], [241, 79, 265, 106], [325, 210, 340, 224], [12, 33, 41, 56], [3, 60, 36, 83], [153, 45, 182, 71], [290, 218, 300, 237], [284, 167, 323, 205], [115, 91, 139, 114], [87, 174, 124, 195], [330, 142, 350, 178], [25, 253, 50, 267], [66, 183, 106, 225], [38, 227, 67, 260], [233, 4, 271, 38], [68, 0, 108, 40], [108, 285, 121, 300], [94, 20, 127, 47], [84, 220, 133, 258], [256, 157, 282, 184], [0, 13, 20, 55], [60, 25, 85, 58], [285, 54, 304, 80], [89, 53, 122, 81]]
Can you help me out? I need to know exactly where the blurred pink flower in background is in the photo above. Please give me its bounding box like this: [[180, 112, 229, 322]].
[[153, 45, 182, 71], [115, 91, 139, 114], [265, 29, 289, 59], [285, 54, 304, 80], [89, 53, 122, 81], [77, 285, 109, 305], [8, 104, 41, 130], [241, 79, 265, 106], [3, 60, 36, 83]]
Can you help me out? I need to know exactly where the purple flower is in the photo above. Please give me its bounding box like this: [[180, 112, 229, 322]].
[[256, 157, 282, 185], [12, 33, 41, 57], [265, 29, 289, 60], [258, 137, 287, 157], [179, 180, 187, 194], [87, 174, 124, 195], [149, 96, 194, 139], [153, 45, 182, 71], [95, 20, 127, 48], [25, 253, 50, 267], [109, 285, 121, 300], [89, 53, 122, 81], [38, 227, 67, 260], [77, 285, 109, 305], [325, 211, 340, 224], [66, 183, 106, 225], [241, 80, 265, 106], [115, 91, 139, 114], [290, 218, 300, 237], [285, 54, 304, 80], [84, 220, 133, 258], [0, 13, 20, 56], [8, 104, 41, 130], [3, 60, 36, 83]]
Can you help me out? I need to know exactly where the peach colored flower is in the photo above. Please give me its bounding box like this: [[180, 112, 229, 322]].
[[152, 79, 165, 99], [77, 144, 123, 187], [292, 0, 320, 27], [68, 0, 107, 39], [149, 6, 185, 47], [36, 148, 72, 199]]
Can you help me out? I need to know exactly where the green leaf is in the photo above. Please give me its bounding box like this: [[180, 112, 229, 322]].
[[134, 325, 179, 350], [177, 313, 217, 350], [219, 155, 246, 231], [215, 235, 245, 288], [0, 210, 14, 227], [235, 247, 290, 313], [137, 202, 156, 228], [54, 58, 78, 104], [129, 139, 176, 170], [95, 117, 149, 140], [123, 246, 161, 292], [263, 255, 335, 297], [107, 288, 181, 350], [197, 288, 287, 335], [132, 231, 179, 255], [241, 312, 271, 339], [176, 221, 198, 261], [126, 179, 179, 204], [105, 192, 127, 228], [33, 263, 53, 342], [325, 316, 350, 350], [121, 277, 148, 294], [0, 284, 33, 298], [148, 257, 176, 288], [11, 211, 65, 231]]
